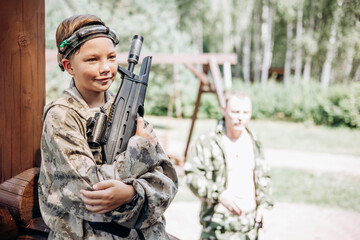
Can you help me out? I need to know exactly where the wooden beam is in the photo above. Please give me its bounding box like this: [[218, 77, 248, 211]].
[[0, 0, 45, 182], [118, 53, 238, 65], [209, 57, 226, 109], [45, 50, 237, 70]]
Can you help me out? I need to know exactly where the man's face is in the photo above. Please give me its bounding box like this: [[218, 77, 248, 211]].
[[224, 96, 252, 134]]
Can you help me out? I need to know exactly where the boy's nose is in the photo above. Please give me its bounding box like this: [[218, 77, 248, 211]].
[[99, 60, 111, 73]]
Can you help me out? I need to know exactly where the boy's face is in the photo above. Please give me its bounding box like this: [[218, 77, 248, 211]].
[[224, 96, 252, 134], [63, 37, 118, 96]]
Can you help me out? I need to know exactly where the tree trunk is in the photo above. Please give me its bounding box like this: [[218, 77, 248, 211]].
[[294, 2, 304, 83], [302, 0, 314, 84], [243, 25, 252, 84], [191, 9, 203, 54], [352, 64, 360, 82], [252, 4, 262, 82], [321, 22, 337, 88], [284, 21, 294, 85], [223, 0, 232, 53], [303, 56, 312, 84], [342, 45, 355, 83], [260, 0, 274, 84]]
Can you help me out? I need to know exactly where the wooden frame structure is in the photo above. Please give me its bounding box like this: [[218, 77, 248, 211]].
[[122, 53, 237, 161]]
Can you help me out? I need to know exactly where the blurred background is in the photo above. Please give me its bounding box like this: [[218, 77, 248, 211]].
[[45, 0, 360, 239]]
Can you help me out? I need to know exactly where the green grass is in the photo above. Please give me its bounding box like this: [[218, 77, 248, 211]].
[[147, 116, 360, 156], [249, 120, 360, 156], [271, 168, 360, 213], [174, 168, 360, 213]]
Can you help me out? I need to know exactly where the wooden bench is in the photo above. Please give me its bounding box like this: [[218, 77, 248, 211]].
[[0, 168, 180, 240], [0, 168, 49, 239]]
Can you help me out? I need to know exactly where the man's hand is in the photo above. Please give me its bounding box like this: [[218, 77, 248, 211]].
[[136, 117, 158, 146], [218, 190, 242, 216], [81, 180, 136, 214]]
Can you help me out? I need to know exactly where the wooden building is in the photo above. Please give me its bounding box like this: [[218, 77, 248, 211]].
[[0, 0, 46, 238]]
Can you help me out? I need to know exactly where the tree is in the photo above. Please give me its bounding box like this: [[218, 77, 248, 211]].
[[294, 0, 304, 83], [260, 0, 275, 84]]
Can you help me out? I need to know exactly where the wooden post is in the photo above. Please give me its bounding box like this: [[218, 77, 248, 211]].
[[0, 0, 45, 182]]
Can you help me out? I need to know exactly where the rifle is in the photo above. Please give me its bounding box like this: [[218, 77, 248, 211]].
[[86, 35, 152, 164]]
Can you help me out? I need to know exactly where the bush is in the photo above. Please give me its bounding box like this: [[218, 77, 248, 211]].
[[221, 80, 360, 129], [312, 84, 360, 128]]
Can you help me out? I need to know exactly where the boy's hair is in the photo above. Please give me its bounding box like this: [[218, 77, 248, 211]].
[[56, 14, 105, 70]]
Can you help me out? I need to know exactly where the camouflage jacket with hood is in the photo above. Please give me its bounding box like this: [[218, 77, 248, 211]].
[[184, 120, 273, 231], [38, 83, 178, 239]]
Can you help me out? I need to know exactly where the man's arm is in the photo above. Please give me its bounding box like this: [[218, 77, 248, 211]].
[[184, 135, 225, 205]]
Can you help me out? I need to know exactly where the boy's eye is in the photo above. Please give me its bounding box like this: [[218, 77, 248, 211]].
[[109, 55, 116, 60], [86, 58, 97, 62]]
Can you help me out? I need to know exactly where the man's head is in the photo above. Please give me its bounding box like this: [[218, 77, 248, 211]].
[[222, 92, 252, 139]]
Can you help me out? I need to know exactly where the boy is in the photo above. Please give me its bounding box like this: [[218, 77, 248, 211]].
[[38, 14, 178, 239]]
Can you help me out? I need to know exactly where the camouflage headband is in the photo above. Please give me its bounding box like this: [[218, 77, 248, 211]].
[[58, 24, 119, 71]]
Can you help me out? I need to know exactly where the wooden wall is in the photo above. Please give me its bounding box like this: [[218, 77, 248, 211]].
[[0, 0, 45, 183]]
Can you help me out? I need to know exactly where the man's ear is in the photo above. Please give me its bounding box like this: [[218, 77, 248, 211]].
[[62, 59, 74, 75]]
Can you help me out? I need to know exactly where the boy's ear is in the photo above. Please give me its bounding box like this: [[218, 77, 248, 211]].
[[62, 59, 74, 75]]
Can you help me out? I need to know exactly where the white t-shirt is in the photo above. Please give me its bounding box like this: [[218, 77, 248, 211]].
[[217, 131, 256, 213]]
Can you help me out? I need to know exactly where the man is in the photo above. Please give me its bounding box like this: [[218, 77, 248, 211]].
[[184, 92, 273, 240]]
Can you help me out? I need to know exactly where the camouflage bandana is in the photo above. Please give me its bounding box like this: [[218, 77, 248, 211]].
[[58, 25, 119, 71]]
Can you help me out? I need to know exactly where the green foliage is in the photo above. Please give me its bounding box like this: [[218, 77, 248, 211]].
[[231, 80, 360, 128], [145, 79, 360, 129], [312, 84, 360, 128]]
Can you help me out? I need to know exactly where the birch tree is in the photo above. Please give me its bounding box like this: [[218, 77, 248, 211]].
[[241, 0, 255, 84], [321, 2, 342, 88], [294, 0, 304, 83], [260, 0, 275, 84], [252, 0, 262, 82], [278, 0, 297, 85], [302, 0, 317, 84]]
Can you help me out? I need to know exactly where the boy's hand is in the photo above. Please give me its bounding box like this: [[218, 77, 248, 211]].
[[81, 180, 135, 214], [135, 117, 158, 146]]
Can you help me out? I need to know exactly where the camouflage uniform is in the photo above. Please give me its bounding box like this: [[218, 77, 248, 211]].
[[184, 120, 273, 240], [38, 82, 178, 239]]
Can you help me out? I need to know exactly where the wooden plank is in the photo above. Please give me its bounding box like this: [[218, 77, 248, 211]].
[[0, 0, 19, 182], [0, 0, 45, 182], [183, 63, 210, 86], [209, 57, 226, 109], [45, 49, 238, 70], [117, 53, 238, 65]]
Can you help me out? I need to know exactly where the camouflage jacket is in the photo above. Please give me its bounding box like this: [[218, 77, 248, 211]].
[[38, 84, 178, 239], [184, 120, 273, 229]]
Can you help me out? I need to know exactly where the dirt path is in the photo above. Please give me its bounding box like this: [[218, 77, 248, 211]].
[[165, 201, 360, 240]]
